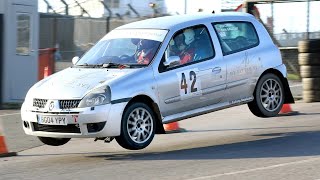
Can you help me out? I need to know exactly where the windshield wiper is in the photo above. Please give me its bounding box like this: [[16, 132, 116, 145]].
[[74, 63, 146, 69], [99, 63, 131, 68], [102, 63, 148, 68], [74, 63, 99, 68]]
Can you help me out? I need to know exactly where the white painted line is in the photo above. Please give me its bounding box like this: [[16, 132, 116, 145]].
[[289, 84, 302, 88], [188, 157, 320, 180], [0, 112, 21, 117]]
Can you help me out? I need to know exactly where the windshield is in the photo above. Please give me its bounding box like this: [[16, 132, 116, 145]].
[[76, 29, 168, 67]]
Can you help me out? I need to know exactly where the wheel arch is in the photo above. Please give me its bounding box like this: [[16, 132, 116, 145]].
[[125, 95, 165, 134], [255, 68, 295, 104]]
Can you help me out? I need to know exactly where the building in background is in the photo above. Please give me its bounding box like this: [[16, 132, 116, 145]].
[[0, 0, 39, 104]]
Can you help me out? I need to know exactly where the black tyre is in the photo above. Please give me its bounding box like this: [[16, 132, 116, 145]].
[[302, 78, 320, 91], [303, 90, 320, 103], [298, 53, 320, 65], [116, 102, 156, 150], [298, 39, 320, 53], [248, 73, 284, 117], [300, 66, 320, 78], [38, 137, 71, 146]]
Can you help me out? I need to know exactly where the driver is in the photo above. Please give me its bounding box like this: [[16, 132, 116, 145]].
[[174, 28, 195, 65], [136, 39, 158, 64]]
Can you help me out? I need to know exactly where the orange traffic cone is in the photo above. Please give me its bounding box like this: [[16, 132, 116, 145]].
[[163, 122, 186, 133], [279, 104, 299, 116], [43, 66, 49, 78], [0, 122, 16, 157]]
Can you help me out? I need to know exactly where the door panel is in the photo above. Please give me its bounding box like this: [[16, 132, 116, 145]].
[[224, 51, 252, 101], [155, 58, 226, 117], [155, 24, 226, 117], [155, 63, 203, 116], [197, 58, 226, 105], [213, 21, 260, 102]]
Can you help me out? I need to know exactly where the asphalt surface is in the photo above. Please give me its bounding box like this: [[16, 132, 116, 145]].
[[1, 102, 320, 179], [2, 81, 320, 180], [0, 80, 303, 153]]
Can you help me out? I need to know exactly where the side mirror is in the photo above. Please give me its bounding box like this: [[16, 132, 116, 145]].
[[163, 56, 180, 67], [72, 56, 80, 65]]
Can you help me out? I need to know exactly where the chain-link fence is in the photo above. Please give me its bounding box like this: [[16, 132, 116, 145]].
[[39, 13, 144, 61], [41, 1, 320, 76], [251, 1, 320, 76]]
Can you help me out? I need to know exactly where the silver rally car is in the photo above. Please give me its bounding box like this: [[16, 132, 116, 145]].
[[21, 12, 294, 150]]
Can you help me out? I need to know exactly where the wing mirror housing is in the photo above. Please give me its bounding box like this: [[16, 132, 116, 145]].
[[163, 56, 180, 67], [72, 56, 80, 65]]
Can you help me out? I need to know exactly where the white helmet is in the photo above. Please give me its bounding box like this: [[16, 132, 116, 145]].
[[183, 29, 195, 45]]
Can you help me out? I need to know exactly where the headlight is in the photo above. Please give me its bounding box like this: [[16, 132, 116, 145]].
[[78, 86, 111, 108]]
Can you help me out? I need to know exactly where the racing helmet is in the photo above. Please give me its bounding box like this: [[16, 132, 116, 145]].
[[183, 29, 195, 45], [139, 39, 158, 50], [174, 33, 186, 51]]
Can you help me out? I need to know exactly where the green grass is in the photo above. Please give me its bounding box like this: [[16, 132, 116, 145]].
[[287, 73, 301, 81]]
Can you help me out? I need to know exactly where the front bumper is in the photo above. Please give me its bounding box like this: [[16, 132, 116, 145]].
[[21, 102, 127, 138]]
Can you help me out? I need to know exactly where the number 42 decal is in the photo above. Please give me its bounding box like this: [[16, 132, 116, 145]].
[[177, 69, 202, 98]]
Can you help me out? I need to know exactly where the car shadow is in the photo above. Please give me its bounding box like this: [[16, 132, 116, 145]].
[[87, 130, 320, 161], [289, 112, 320, 116], [186, 125, 314, 133]]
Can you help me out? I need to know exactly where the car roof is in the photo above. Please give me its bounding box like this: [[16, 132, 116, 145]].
[[116, 12, 255, 30]]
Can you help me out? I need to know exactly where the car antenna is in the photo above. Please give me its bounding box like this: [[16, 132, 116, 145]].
[[212, 10, 215, 14]]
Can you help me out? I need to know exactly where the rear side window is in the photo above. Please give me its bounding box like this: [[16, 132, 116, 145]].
[[213, 22, 259, 55]]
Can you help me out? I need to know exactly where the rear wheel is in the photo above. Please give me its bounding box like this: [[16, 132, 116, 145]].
[[248, 73, 284, 117], [38, 137, 71, 146], [116, 102, 156, 150]]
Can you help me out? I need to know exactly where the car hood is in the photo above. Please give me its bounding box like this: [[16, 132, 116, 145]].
[[30, 67, 138, 99]]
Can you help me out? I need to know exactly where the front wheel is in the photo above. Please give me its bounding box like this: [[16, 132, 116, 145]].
[[38, 137, 71, 146], [248, 73, 284, 117], [116, 102, 156, 150]]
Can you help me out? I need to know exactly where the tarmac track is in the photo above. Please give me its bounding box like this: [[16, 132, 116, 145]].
[[1, 101, 320, 180]]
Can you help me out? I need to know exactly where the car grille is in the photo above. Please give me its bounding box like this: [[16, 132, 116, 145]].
[[59, 100, 81, 109], [32, 123, 81, 133], [33, 99, 48, 108]]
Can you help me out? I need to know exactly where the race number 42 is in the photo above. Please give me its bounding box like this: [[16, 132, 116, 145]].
[[177, 69, 202, 98]]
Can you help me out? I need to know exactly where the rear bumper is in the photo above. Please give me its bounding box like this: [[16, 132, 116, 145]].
[[274, 64, 294, 104], [282, 77, 295, 104]]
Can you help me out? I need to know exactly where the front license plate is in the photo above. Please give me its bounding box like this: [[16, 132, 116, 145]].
[[38, 115, 67, 125]]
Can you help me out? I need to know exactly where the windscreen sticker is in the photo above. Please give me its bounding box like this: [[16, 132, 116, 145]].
[[216, 24, 239, 32], [176, 69, 202, 100], [102, 29, 168, 42]]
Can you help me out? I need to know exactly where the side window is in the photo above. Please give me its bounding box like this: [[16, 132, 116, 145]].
[[213, 22, 259, 55], [162, 25, 214, 70]]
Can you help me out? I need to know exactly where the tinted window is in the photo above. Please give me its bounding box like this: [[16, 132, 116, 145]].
[[163, 25, 215, 69], [213, 22, 259, 55]]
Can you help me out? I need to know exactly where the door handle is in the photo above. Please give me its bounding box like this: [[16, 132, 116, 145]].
[[212, 67, 221, 74]]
